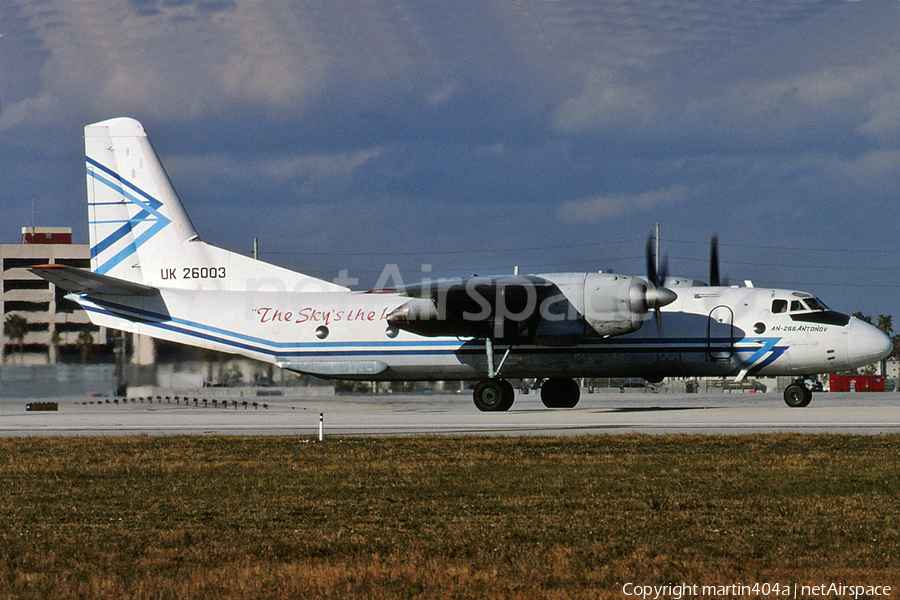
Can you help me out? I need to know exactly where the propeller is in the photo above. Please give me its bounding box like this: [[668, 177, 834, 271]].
[[707, 233, 731, 287], [645, 233, 668, 290], [709, 233, 720, 287], [643, 229, 677, 330]]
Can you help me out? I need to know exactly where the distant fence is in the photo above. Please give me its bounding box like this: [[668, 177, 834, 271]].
[[0, 365, 115, 399]]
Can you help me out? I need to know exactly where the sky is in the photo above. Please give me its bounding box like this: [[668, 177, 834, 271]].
[[1, 0, 899, 319]]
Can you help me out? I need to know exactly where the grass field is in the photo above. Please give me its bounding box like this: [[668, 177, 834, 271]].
[[1, 434, 898, 599]]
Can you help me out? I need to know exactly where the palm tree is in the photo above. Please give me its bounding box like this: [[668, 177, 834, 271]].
[[75, 330, 94, 364], [876, 315, 894, 376], [50, 329, 61, 364], [3, 314, 28, 364], [852, 312, 894, 374]]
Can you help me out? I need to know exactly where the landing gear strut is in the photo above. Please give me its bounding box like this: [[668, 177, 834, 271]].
[[472, 339, 517, 412], [783, 380, 813, 408]]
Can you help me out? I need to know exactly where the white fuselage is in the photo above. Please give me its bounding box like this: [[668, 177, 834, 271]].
[[76, 282, 889, 382]]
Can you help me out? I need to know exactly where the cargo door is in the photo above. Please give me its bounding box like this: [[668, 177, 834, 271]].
[[708, 305, 734, 361]]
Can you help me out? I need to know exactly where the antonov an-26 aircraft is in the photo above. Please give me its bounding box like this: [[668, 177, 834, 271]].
[[32, 118, 892, 411]]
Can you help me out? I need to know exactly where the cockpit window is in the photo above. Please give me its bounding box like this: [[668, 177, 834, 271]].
[[774, 296, 845, 325], [805, 297, 827, 311], [787, 298, 829, 313]]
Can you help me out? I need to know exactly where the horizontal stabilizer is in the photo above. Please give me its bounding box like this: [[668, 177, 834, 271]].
[[28, 264, 158, 297]]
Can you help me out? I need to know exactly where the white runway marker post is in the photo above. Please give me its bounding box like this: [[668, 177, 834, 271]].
[[319, 412, 324, 442]]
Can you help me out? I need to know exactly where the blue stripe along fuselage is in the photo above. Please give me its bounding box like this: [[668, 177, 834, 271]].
[[81, 297, 785, 374]]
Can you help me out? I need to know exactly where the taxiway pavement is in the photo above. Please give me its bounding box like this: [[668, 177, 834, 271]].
[[2, 391, 900, 437]]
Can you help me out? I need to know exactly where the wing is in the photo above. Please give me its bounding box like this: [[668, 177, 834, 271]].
[[387, 275, 566, 341], [387, 272, 679, 343]]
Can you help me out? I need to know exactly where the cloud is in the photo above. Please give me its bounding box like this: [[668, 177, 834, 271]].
[[681, 3, 900, 150], [790, 149, 900, 199], [214, 7, 328, 111], [167, 146, 385, 183], [259, 148, 385, 181], [855, 52, 900, 145], [557, 184, 691, 224], [711, 51, 900, 145], [426, 81, 459, 107], [0, 92, 58, 132], [553, 69, 655, 132], [547, 3, 900, 154], [16, 0, 331, 122]]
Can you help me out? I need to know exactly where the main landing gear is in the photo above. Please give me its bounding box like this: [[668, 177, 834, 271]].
[[471, 377, 583, 411], [783, 379, 813, 408], [472, 339, 581, 411], [472, 338, 516, 411], [540, 377, 580, 408]]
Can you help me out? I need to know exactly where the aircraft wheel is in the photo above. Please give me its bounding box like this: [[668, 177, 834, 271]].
[[541, 377, 581, 408], [783, 383, 812, 408], [498, 379, 515, 411], [473, 378, 515, 412]]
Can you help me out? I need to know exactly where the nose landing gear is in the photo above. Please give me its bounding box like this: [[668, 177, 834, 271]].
[[783, 380, 813, 408]]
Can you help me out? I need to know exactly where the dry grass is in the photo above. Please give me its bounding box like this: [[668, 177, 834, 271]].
[[1, 434, 899, 599]]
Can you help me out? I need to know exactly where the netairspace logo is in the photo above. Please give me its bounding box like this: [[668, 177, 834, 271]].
[[621, 582, 892, 599]]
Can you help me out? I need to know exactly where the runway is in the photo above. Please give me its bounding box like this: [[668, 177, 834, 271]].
[[2, 390, 900, 437]]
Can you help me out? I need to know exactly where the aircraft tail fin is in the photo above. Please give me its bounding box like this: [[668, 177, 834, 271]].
[[84, 118, 346, 293]]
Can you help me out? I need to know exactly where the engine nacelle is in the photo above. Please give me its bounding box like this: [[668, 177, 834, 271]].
[[583, 273, 646, 337], [541, 272, 676, 338]]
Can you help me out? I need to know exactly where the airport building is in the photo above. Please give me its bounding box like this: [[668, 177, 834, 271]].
[[0, 227, 129, 365]]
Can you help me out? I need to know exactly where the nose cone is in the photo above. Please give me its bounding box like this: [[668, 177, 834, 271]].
[[647, 286, 678, 310], [847, 317, 893, 368]]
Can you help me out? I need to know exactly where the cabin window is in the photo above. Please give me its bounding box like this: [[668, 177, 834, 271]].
[[772, 300, 787, 313]]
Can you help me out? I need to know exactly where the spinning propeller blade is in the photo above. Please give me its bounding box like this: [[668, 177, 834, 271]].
[[710, 233, 721, 287], [644, 229, 676, 330], [645, 235, 669, 289]]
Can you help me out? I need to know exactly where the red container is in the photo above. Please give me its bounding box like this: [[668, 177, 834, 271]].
[[829, 374, 885, 392]]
